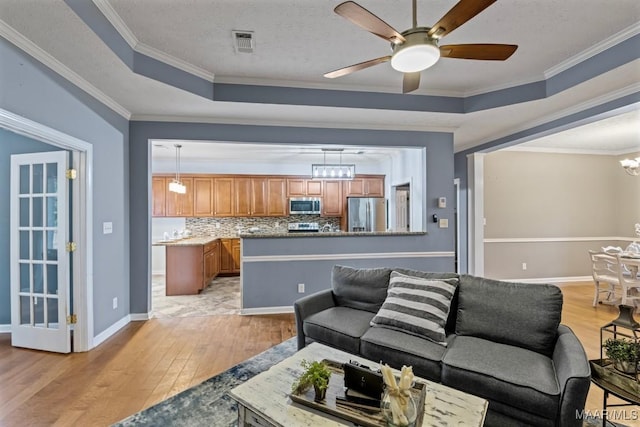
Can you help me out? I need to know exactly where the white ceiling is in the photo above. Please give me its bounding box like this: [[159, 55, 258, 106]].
[[1, 0, 639, 160]]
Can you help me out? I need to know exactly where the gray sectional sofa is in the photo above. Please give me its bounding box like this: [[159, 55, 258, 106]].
[[293, 265, 590, 427]]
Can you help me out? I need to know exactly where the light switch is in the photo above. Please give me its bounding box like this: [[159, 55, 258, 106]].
[[103, 222, 113, 234], [439, 218, 449, 228], [438, 197, 446, 208]]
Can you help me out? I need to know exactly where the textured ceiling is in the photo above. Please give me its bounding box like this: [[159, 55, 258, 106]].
[[0, 0, 638, 158]]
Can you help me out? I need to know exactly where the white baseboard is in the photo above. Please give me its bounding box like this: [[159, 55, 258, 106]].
[[504, 276, 592, 285], [240, 306, 294, 315], [0, 325, 10, 333], [130, 313, 151, 321], [92, 315, 131, 348]]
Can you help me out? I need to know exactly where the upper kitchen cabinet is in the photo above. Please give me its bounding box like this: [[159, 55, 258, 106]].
[[235, 177, 269, 217], [152, 176, 166, 217], [213, 177, 234, 216], [287, 178, 322, 197], [166, 177, 194, 217], [267, 178, 287, 216], [321, 180, 342, 217], [193, 177, 214, 217], [345, 176, 385, 197]]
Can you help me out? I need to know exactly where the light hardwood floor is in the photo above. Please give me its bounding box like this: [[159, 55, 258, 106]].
[[0, 282, 634, 426]]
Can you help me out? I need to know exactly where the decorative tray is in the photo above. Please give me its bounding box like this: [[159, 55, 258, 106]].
[[289, 359, 426, 427], [590, 358, 640, 401]]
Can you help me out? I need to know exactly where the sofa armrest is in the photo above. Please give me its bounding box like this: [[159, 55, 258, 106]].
[[553, 325, 591, 427], [293, 289, 336, 350]]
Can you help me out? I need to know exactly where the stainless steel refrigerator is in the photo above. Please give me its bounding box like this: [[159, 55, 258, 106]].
[[347, 197, 387, 232]]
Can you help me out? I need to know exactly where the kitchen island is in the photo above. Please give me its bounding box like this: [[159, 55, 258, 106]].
[[153, 235, 240, 295], [238, 230, 455, 314]]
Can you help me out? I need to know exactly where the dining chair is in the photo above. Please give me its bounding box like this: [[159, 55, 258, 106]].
[[617, 253, 640, 307], [588, 250, 621, 307]]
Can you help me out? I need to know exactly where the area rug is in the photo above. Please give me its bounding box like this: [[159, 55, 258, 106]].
[[113, 337, 626, 426]]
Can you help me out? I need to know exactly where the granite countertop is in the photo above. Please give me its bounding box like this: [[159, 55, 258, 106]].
[[239, 231, 426, 238], [152, 234, 238, 246]]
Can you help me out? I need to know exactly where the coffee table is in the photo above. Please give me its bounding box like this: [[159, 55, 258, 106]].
[[229, 342, 488, 426]]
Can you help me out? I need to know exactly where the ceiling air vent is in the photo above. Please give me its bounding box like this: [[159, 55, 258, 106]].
[[232, 30, 255, 53]]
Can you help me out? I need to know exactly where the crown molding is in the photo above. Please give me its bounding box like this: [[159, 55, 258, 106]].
[[130, 114, 457, 133], [545, 22, 640, 79], [92, 0, 215, 82], [501, 145, 640, 157], [455, 83, 640, 153], [0, 19, 131, 119]]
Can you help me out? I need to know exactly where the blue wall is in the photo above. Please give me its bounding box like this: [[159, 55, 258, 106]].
[[1, 38, 130, 336], [0, 130, 59, 323], [129, 121, 455, 313]]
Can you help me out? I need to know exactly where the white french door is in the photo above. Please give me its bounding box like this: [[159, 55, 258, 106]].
[[10, 151, 71, 353]]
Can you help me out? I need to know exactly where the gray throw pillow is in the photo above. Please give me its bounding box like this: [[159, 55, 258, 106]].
[[370, 271, 459, 346], [332, 265, 392, 312], [455, 275, 563, 357]]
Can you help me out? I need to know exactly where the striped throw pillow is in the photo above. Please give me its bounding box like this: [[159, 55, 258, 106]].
[[370, 271, 459, 346]]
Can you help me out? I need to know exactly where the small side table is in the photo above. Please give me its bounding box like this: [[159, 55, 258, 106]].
[[590, 375, 640, 427]]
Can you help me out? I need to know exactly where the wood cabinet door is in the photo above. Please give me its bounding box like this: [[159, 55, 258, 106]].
[[231, 238, 241, 272], [364, 177, 384, 196], [266, 178, 287, 216], [213, 178, 234, 216], [165, 177, 193, 217], [306, 180, 323, 196], [251, 177, 268, 216], [287, 179, 306, 196], [204, 249, 215, 287], [322, 180, 343, 216], [219, 239, 233, 273], [193, 177, 214, 217], [152, 177, 166, 217], [345, 179, 365, 196], [234, 177, 252, 217]]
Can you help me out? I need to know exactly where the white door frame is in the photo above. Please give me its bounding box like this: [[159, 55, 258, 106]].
[[467, 153, 485, 277], [454, 178, 460, 274], [1, 109, 93, 352]]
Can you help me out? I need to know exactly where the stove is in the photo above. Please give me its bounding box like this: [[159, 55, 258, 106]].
[[288, 222, 320, 233]]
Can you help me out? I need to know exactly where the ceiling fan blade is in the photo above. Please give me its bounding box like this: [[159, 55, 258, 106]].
[[334, 1, 405, 43], [402, 72, 420, 94], [324, 56, 391, 79], [440, 44, 518, 60], [428, 0, 496, 39]]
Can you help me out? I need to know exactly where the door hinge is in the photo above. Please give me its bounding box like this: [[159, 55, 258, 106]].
[[66, 169, 77, 180], [67, 314, 77, 324], [66, 242, 77, 252]]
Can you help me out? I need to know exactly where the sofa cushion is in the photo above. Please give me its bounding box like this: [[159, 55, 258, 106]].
[[370, 271, 458, 346], [303, 306, 375, 354], [360, 327, 450, 382], [332, 265, 392, 312], [442, 336, 560, 421], [455, 275, 562, 357]]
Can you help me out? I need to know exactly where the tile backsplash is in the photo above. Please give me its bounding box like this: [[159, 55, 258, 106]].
[[186, 216, 340, 236]]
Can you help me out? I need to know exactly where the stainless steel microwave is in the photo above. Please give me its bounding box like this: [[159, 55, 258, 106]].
[[289, 197, 321, 215]]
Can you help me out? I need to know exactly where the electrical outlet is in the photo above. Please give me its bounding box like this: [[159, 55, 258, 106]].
[[113, 297, 118, 309], [522, 263, 527, 271], [297, 283, 305, 293], [103, 221, 113, 234]]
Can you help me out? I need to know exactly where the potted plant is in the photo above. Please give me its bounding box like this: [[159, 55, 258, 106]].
[[291, 359, 332, 401], [604, 338, 640, 374]]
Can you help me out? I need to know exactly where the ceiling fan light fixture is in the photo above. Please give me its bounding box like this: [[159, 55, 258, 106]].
[[391, 30, 440, 73]]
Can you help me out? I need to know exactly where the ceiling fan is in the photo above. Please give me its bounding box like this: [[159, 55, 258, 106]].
[[324, 0, 518, 93]]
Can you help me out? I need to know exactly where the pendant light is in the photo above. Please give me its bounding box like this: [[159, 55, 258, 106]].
[[311, 148, 355, 180], [169, 144, 186, 194]]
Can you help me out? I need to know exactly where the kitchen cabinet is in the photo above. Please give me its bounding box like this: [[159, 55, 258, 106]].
[[213, 177, 234, 216], [321, 180, 342, 217], [166, 177, 194, 217], [193, 177, 214, 216], [235, 177, 269, 216], [286, 178, 322, 197], [152, 176, 166, 217], [267, 178, 287, 216], [165, 239, 219, 295], [345, 176, 385, 197], [219, 238, 241, 275]]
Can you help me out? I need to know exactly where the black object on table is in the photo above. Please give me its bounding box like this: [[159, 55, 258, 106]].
[[590, 374, 640, 427]]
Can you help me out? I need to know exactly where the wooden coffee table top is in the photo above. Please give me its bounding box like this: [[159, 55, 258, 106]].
[[229, 342, 488, 426]]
